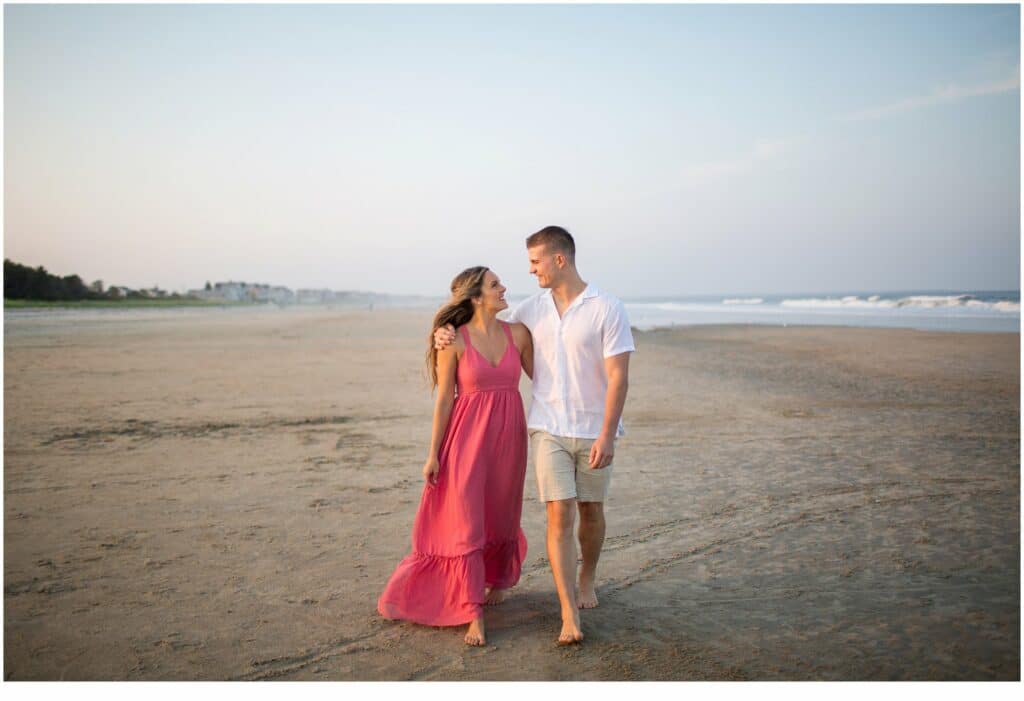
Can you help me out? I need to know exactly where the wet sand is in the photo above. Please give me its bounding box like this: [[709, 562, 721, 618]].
[[3, 307, 1019, 680]]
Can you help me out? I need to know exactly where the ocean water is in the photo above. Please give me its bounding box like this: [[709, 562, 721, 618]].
[[621, 290, 1020, 333], [5, 290, 1019, 334]]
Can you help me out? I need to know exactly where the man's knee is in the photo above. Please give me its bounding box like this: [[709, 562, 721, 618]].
[[547, 499, 576, 535], [577, 501, 605, 526]]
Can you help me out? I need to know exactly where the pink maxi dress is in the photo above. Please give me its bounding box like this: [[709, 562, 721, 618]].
[[377, 321, 528, 626]]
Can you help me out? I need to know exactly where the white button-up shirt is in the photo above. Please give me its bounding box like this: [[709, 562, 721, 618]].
[[509, 284, 636, 439]]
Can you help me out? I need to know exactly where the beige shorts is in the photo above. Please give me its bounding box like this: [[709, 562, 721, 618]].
[[529, 430, 615, 503]]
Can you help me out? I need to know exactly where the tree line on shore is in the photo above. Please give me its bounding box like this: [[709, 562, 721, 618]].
[[3, 258, 182, 301]]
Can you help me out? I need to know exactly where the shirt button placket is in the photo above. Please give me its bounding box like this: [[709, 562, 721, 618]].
[[560, 312, 570, 434], [556, 316, 564, 435]]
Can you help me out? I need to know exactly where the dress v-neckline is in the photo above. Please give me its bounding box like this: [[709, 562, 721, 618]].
[[465, 324, 511, 370]]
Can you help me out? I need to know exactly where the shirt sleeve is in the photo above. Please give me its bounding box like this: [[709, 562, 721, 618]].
[[602, 299, 636, 358]]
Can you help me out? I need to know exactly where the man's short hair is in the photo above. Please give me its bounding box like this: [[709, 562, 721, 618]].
[[526, 225, 575, 261]]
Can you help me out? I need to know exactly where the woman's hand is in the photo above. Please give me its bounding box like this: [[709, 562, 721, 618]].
[[423, 456, 440, 485]]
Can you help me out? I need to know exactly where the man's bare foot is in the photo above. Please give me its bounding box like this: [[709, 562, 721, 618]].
[[464, 617, 486, 646], [557, 610, 584, 645], [484, 587, 507, 606], [577, 580, 599, 609]]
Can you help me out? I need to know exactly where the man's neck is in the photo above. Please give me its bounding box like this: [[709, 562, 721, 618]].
[[549, 274, 587, 310]]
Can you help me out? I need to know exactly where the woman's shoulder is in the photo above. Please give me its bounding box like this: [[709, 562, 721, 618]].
[[435, 324, 465, 359], [449, 325, 467, 351]]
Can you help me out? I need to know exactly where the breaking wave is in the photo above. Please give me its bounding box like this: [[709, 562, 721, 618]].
[[780, 294, 1019, 313]]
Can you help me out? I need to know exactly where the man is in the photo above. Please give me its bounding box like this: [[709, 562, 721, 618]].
[[435, 225, 634, 644]]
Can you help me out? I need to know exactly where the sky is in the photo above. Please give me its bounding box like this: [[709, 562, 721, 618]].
[[3, 2, 1020, 297]]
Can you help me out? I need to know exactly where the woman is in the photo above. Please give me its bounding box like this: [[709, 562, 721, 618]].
[[377, 266, 533, 646]]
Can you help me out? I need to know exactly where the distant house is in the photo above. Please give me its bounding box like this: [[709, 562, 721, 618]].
[[249, 284, 294, 304], [187, 281, 294, 304], [181, 281, 389, 306], [296, 289, 337, 304]]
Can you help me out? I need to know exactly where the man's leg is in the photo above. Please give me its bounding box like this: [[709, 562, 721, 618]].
[[576, 500, 605, 609], [546, 498, 583, 643], [573, 437, 614, 609]]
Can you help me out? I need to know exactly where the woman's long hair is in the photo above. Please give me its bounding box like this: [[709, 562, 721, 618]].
[[426, 266, 489, 388]]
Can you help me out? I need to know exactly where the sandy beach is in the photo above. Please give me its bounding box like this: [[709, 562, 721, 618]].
[[3, 306, 1019, 680]]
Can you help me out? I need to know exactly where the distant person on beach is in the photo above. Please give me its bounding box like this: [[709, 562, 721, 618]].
[[434, 226, 635, 644], [377, 266, 534, 646]]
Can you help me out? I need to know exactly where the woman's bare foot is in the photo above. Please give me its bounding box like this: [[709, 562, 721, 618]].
[[557, 609, 584, 645], [464, 617, 486, 646], [577, 579, 599, 609], [484, 587, 507, 606]]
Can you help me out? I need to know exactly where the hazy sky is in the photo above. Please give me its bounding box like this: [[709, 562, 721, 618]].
[[4, 3, 1020, 297]]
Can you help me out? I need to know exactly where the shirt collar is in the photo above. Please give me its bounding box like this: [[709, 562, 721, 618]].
[[544, 284, 598, 314], [544, 284, 598, 301]]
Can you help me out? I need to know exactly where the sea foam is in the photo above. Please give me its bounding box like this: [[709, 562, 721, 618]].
[[780, 295, 1019, 313]]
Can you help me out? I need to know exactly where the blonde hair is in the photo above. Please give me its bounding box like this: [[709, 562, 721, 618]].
[[426, 266, 489, 388]]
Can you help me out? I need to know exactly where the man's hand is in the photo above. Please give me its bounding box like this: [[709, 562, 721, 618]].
[[588, 434, 614, 469], [434, 324, 456, 351]]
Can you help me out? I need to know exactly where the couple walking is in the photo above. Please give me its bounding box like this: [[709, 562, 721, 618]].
[[377, 226, 635, 645]]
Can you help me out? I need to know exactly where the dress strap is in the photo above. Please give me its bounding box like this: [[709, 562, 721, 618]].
[[500, 320, 515, 345], [458, 324, 471, 346]]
